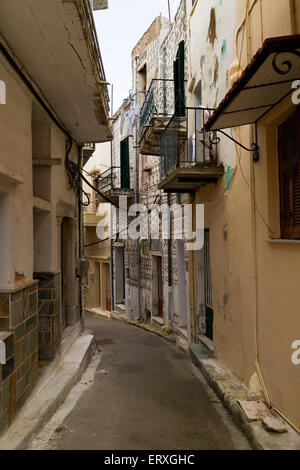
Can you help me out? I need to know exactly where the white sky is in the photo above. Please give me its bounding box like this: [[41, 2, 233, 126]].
[[94, 0, 181, 113]]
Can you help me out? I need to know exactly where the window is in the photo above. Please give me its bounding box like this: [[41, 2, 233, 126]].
[[150, 238, 163, 253], [278, 109, 300, 239]]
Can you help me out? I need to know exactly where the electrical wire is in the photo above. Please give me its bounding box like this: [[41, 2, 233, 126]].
[[84, 193, 162, 248]]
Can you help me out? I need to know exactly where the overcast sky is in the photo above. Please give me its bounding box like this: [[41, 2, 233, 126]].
[[94, 0, 181, 113]]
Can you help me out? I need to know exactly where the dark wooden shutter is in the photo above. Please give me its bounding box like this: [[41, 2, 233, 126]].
[[120, 137, 130, 189], [278, 108, 300, 239], [174, 40, 185, 116]]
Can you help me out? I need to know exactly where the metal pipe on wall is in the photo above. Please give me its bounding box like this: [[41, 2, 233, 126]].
[[167, 193, 172, 324], [78, 146, 84, 325], [134, 55, 142, 321], [110, 83, 115, 312]]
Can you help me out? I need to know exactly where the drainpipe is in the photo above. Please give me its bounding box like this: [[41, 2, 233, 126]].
[[167, 194, 172, 324], [78, 146, 84, 325], [163, 47, 172, 325], [134, 55, 142, 321], [250, 124, 270, 407], [110, 84, 115, 312], [289, 0, 297, 34]]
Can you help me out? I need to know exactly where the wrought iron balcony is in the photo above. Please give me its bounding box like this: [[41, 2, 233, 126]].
[[139, 79, 174, 156], [96, 166, 133, 203], [159, 107, 224, 193]]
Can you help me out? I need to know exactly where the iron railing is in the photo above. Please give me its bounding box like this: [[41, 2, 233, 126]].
[[139, 79, 174, 137], [97, 166, 131, 192], [97, 167, 120, 192], [160, 107, 218, 180]]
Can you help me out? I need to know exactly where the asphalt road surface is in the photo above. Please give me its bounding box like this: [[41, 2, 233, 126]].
[[33, 315, 251, 450]]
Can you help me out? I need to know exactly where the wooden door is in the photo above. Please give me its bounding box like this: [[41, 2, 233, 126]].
[[105, 264, 111, 311]]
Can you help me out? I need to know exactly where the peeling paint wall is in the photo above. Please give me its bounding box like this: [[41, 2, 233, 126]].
[[189, 0, 300, 432], [188, 0, 237, 176]]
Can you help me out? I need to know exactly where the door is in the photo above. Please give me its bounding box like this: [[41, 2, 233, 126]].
[[157, 256, 163, 318], [105, 264, 111, 311], [120, 138, 130, 189], [115, 247, 125, 304], [61, 219, 68, 328], [94, 262, 101, 308], [204, 229, 213, 340], [177, 240, 187, 327]]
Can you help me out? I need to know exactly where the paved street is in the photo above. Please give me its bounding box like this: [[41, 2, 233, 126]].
[[32, 316, 251, 450]]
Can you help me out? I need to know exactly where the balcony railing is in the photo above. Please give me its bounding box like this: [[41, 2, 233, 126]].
[[139, 79, 174, 137], [97, 166, 130, 193], [160, 107, 218, 180]]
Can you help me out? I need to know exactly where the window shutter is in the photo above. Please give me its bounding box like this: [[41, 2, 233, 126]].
[[173, 40, 185, 116], [120, 137, 130, 189], [278, 109, 300, 239]]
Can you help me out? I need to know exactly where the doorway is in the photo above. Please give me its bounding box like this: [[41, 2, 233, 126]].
[[60, 217, 77, 327], [61, 218, 68, 328], [115, 246, 125, 306], [177, 240, 187, 328], [157, 256, 163, 318], [94, 262, 101, 308], [204, 229, 213, 341], [152, 255, 164, 321]]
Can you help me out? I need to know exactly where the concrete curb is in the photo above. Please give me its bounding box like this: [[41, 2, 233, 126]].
[[190, 354, 300, 450], [86, 309, 178, 345], [0, 333, 94, 450], [87, 310, 300, 450]]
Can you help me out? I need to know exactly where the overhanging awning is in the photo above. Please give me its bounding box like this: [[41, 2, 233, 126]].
[[203, 35, 300, 131]]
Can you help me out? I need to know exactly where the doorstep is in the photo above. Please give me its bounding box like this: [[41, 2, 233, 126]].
[[196, 334, 215, 355], [152, 316, 164, 326], [0, 332, 94, 450], [178, 327, 189, 340], [85, 307, 112, 319]]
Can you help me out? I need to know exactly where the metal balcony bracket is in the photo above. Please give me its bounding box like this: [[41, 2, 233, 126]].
[[210, 129, 260, 162], [272, 50, 300, 75]]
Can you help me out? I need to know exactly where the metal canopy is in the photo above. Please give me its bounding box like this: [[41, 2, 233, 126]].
[[203, 35, 300, 131]]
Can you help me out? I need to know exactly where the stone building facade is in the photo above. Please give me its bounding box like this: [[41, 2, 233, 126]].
[[110, 0, 300, 433], [110, 2, 192, 341]]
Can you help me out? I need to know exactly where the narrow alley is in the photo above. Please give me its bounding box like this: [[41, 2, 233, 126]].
[[1, 0, 300, 455], [29, 315, 250, 450]]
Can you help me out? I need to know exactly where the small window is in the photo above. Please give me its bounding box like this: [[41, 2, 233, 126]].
[[278, 109, 300, 239], [150, 238, 163, 253]]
